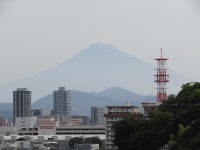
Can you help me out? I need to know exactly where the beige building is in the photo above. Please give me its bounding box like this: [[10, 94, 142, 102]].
[[38, 116, 60, 129], [37, 116, 60, 135]]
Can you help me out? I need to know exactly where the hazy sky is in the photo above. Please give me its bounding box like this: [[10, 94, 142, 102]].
[[0, 0, 200, 85]]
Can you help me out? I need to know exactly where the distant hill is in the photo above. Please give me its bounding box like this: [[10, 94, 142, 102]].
[[1, 87, 156, 118], [0, 43, 190, 102], [32, 87, 156, 116], [0, 103, 13, 120], [96, 87, 144, 105]]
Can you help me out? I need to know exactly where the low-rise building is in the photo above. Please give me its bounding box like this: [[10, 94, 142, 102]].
[[141, 102, 157, 115], [56, 125, 105, 138], [15, 117, 37, 130], [71, 116, 90, 125], [38, 116, 60, 129], [38, 116, 60, 135]]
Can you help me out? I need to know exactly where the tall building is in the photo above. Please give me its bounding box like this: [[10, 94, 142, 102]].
[[91, 107, 106, 126], [104, 106, 140, 150], [13, 88, 31, 124], [53, 87, 71, 121]]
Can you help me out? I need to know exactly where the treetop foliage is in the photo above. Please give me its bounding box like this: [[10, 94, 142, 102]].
[[113, 82, 200, 150]]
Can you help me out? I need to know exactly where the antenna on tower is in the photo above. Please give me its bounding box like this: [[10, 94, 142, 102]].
[[154, 48, 169, 103]]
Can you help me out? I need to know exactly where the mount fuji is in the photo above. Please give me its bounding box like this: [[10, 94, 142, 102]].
[[0, 43, 190, 102]]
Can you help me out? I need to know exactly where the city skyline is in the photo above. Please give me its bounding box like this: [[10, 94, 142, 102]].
[[0, 0, 200, 86]]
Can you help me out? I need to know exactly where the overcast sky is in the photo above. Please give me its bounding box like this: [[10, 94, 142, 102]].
[[0, 0, 200, 85]]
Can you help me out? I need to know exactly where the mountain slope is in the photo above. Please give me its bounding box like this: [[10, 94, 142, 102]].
[[0, 43, 190, 102], [97, 87, 144, 105]]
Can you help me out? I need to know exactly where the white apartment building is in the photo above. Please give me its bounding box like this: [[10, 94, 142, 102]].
[[15, 117, 37, 130]]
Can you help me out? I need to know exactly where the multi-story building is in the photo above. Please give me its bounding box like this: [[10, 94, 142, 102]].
[[53, 87, 71, 122], [141, 102, 157, 115], [38, 116, 60, 129], [38, 116, 60, 135], [13, 88, 31, 124], [91, 107, 106, 126], [15, 117, 37, 130], [104, 106, 140, 150], [69, 116, 90, 126]]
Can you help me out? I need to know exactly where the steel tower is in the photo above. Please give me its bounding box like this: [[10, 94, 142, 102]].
[[154, 48, 169, 103]]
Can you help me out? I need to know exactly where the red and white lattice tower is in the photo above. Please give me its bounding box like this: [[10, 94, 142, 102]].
[[154, 48, 169, 103]]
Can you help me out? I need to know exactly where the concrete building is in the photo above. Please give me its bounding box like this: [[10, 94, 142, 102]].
[[53, 87, 71, 122], [37, 116, 60, 135], [104, 106, 140, 150], [91, 107, 106, 126], [15, 117, 37, 130], [13, 88, 31, 124], [69, 116, 90, 126], [38, 116, 60, 129], [141, 102, 157, 115]]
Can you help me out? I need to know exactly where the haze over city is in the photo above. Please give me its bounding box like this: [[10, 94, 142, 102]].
[[1, 1, 200, 150], [0, 0, 200, 87]]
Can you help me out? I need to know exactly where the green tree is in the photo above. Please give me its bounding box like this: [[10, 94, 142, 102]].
[[85, 137, 102, 147], [69, 137, 83, 148], [113, 112, 172, 150], [113, 82, 200, 150]]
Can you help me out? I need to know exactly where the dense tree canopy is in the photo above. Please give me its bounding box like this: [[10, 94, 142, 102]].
[[113, 82, 200, 150]]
